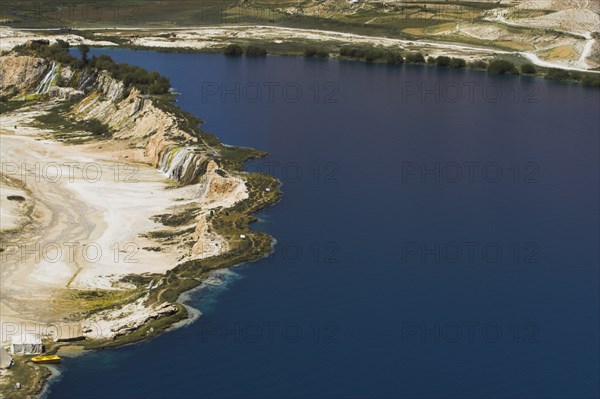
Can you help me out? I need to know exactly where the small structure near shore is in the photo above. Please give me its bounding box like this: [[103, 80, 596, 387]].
[[0, 347, 13, 369], [9, 333, 43, 355], [49, 323, 85, 342]]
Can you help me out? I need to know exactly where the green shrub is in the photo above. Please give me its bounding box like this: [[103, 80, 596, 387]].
[[450, 58, 466, 68], [545, 68, 570, 81], [487, 59, 518, 74], [246, 45, 267, 56], [55, 39, 70, 48], [339, 47, 351, 57], [85, 119, 111, 136], [520, 63, 537, 74], [435, 56, 451, 67], [386, 52, 404, 65], [405, 52, 425, 63], [340, 47, 367, 59], [224, 44, 243, 56], [304, 47, 329, 58], [365, 49, 386, 62], [582, 75, 600, 87], [90, 55, 171, 94], [468, 60, 488, 70], [14, 41, 82, 68]]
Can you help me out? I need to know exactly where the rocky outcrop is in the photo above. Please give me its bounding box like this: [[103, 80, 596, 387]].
[[48, 86, 85, 101], [64, 70, 221, 186], [110, 303, 178, 339], [72, 72, 194, 148], [95, 73, 125, 101], [0, 55, 49, 95], [82, 300, 178, 340]]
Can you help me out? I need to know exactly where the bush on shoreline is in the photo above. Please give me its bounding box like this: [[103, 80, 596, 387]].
[[224, 44, 243, 56], [14, 41, 82, 68], [427, 56, 466, 68], [582, 75, 600, 87], [487, 60, 519, 75], [520, 63, 537, 74], [435, 56, 451, 67], [304, 47, 329, 58], [450, 58, 466, 68], [468, 60, 488, 70], [385, 52, 404, 65], [365, 49, 386, 62], [340, 47, 369, 60], [545, 68, 571, 81], [90, 54, 171, 94], [246, 45, 267, 56], [405, 52, 426, 64]]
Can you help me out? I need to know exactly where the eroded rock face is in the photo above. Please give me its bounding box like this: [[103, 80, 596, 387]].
[[71, 72, 196, 159], [48, 86, 85, 101], [82, 300, 178, 340], [0, 55, 49, 95], [95, 72, 125, 101]]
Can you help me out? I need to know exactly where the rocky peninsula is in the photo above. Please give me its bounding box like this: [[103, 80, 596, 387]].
[[0, 41, 280, 398]]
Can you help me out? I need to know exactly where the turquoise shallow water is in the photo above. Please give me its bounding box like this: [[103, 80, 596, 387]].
[[50, 49, 600, 398]]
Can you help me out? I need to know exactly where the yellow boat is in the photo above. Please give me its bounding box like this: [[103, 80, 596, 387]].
[[31, 355, 61, 364]]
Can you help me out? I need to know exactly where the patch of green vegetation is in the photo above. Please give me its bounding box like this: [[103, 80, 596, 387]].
[[385, 52, 404, 65], [520, 63, 537, 75], [64, 288, 144, 315], [246, 45, 267, 56], [90, 54, 171, 95], [405, 52, 426, 64], [0, 99, 35, 114], [13, 39, 81, 67], [449, 58, 466, 68], [434, 56, 451, 67], [545, 68, 572, 81], [468, 60, 488, 70], [340, 46, 406, 64], [34, 101, 113, 142], [543, 68, 599, 86], [304, 47, 329, 58], [224, 44, 244, 56], [152, 207, 201, 227], [487, 59, 519, 75], [582, 75, 600, 87], [120, 273, 157, 287], [84, 119, 111, 136], [340, 46, 369, 60], [218, 145, 268, 170], [431, 55, 467, 68]]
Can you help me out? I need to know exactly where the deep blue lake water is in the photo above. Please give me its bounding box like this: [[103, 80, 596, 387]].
[[51, 49, 600, 398]]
